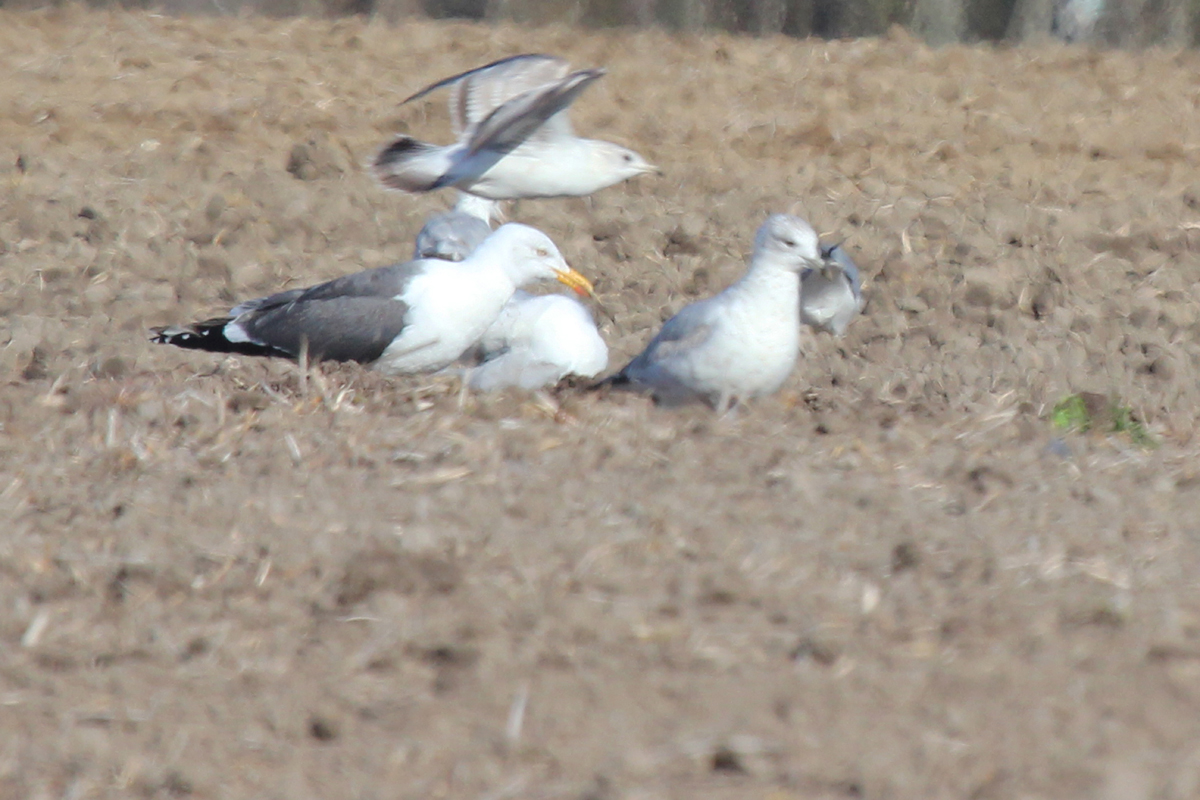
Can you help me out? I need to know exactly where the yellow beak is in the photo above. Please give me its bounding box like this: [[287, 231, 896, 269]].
[[556, 268, 596, 298]]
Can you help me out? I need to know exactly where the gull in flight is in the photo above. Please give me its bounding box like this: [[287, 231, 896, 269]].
[[599, 214, 830, 413], [801, 242, 864, 336], [151, 224, 594, 376], [372, 54, 658, 200]]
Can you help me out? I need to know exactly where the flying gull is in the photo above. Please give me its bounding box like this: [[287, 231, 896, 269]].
[[599, 214, 830, 413], [151, 223, 595, 376], [372, 54, 658, 200], [800, 243, 864, 336], [468, 290, 608, 391]]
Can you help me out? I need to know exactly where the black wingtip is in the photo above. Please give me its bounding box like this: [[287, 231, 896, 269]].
[[371, 136, 441, 193], [151, 319, 291, 359], [374, 136, 427, 168]]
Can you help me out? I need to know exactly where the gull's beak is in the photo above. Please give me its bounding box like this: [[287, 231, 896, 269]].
[[645, 163, 663, 177], [818, 256, 840, 282], [556, 267, 596, 299]]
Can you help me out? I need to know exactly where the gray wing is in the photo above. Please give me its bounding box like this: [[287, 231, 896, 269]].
[[234, 260, 429, 362], [635, 301, 717, 366], [617, 301, 717, 406], [414, 210, 493, 262], [466, 68, 604, 157], [819, 243, 862, 299], [293, 260, 427, 304], [230, 287, 306, 317], [237, 296, 410, 363], [401, 54, 571, 140]]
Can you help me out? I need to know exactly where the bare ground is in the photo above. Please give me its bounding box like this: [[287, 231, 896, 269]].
[[3, 8, 1200, 799]]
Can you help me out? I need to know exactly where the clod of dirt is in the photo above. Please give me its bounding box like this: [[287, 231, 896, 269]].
[[20, 345, 48, 380], [227, 391, 270, 413], [663, 225, 703, 257], [161, 770, 194, 797], [891, 541, 920, 573], [335, 549, 460, 607], [710, 746, 747, 774], [286, 133, 350, 181], [791, 636, 841, 666], [962, 268, 1015, 309], [308, 714, 339, 742], [92, 355, 127, 379], [1030, 284, 1058, 319]]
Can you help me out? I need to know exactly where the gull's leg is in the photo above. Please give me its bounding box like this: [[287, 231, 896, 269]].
[[458, 368, 472, 409], [715, 392, 735, 417]]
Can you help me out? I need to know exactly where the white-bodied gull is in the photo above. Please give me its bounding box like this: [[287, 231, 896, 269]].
[[409, 194, 608, 390], [151, 223, 595, 376], [372, 54, 658, 200], [600, 214, 830, 412], [468, 290, 609, 391], [800, 243, 864, 336]]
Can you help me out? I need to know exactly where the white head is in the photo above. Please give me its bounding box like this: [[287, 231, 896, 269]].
[[587, 141, 660, 190], [753, 214, 824, 272], [453, 192, 503, 225], [475, 223, 595, 297]]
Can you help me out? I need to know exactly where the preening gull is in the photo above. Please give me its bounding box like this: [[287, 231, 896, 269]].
[[151, 223, 595, 376], [600, 214, 830, 412], [372, 54, 658, 200], [413, 193, 500, 262], [800, 243, 864, 336], [468, 290, 608, 391], [409, 199, 607, 389]]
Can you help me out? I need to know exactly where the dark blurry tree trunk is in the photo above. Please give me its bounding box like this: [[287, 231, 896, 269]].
[[656, 0, 710, 29], [490, 0, 583, 22], [753, 0, 786, 32], [782, 0, 815, 34], [814, 0, 904, 36], [1006, 0, 1055, 39], [373, 0, 420, 21], [1163, 0, 1195, 42], [913, 0, 965, 41], [627, 0, 655, 24], [967, 0, 1017, 37]]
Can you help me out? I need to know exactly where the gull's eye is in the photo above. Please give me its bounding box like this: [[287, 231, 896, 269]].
[[781, 238, 796, 247], [623, 153, 633, 162], [535, 247, 549, 258]]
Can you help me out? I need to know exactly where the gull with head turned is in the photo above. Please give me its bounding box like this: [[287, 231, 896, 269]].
[[801, 242, 864, 337], [413, 192, 500, 263], [599, 214, 831, 413]]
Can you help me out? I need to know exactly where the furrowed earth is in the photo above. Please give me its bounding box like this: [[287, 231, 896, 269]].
[[3, 8, 1200, 799]]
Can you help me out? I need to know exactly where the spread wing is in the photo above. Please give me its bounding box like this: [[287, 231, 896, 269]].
[[466, 68, 605, 157], [401, 54, 572, 140]]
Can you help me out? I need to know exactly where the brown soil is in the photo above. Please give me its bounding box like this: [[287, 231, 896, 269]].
[[3, 8, 1200, 799]]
